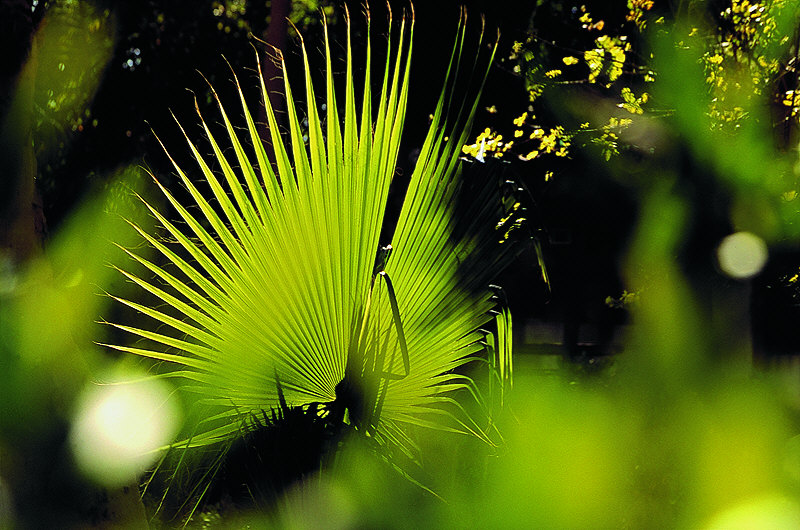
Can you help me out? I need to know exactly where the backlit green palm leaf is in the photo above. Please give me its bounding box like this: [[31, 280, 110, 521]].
[[108, 8, 511, 458]]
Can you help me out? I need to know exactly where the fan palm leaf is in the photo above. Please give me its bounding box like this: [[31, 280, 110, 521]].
[[107, 6, 512, 467]]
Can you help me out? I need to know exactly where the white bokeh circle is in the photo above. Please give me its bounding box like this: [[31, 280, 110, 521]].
[[69, 379, 182, 487], [717, 231, 768, 279]]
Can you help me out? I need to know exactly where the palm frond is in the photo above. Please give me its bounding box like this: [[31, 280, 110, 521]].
[[110, 7, 513, 476]]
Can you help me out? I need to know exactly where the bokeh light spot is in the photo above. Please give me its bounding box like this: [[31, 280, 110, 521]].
[[716, 231, 768, 279], [69, 378, 181, 487]]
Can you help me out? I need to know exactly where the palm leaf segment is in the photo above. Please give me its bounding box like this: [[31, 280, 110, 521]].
[[108, 8, 511, 452]]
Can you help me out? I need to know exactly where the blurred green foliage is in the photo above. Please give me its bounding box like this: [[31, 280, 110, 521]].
[[33, 1, 115, 176], [0, 165, 156, 526]]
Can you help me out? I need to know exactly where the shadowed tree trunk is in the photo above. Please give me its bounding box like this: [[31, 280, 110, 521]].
[[255, 0, 291, 165]]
